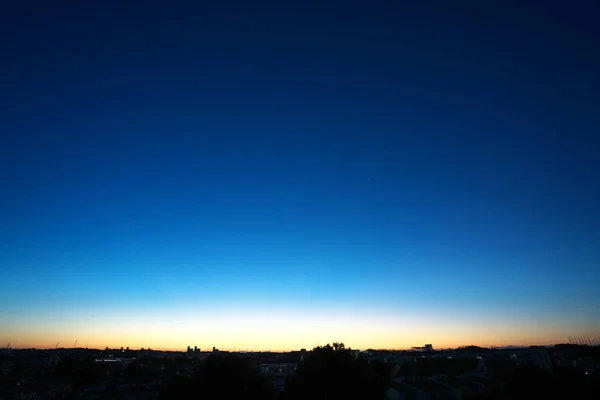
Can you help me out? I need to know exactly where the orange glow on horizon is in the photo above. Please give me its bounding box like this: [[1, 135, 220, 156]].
[[1, 313, 584, 352]]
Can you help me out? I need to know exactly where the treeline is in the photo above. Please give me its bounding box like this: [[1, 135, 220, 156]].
[[158, 343, 388, 400]]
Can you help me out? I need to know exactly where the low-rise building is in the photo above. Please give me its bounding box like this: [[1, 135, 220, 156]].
[[259, 363, 297, 377]]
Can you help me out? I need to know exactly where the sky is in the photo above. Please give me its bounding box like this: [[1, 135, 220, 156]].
[[1, 0, 599, 351]]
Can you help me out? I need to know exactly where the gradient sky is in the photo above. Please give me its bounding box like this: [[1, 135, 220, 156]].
[[1, 0, 599, 351]]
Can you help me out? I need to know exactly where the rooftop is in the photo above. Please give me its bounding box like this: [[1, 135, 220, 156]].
[[389, 381, 416, 393], [406, 379, 448, 392], [466, 376, 498, 387], [398, 357, 481, 377], [437, 377, 480, 388]]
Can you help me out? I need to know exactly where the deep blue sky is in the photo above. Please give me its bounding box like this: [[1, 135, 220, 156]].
[[1, 0, 599, 350]]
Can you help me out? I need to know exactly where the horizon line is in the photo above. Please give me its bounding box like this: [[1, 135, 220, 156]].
[[4, 343, 572, 352]]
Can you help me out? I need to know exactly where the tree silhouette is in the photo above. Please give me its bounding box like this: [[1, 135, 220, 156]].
[[52, 356, 104, 385], [456, 345, 491, 353], [284, 343, 386, 400], [158, 354, 271, 400], [332, 342, 346, 351]]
